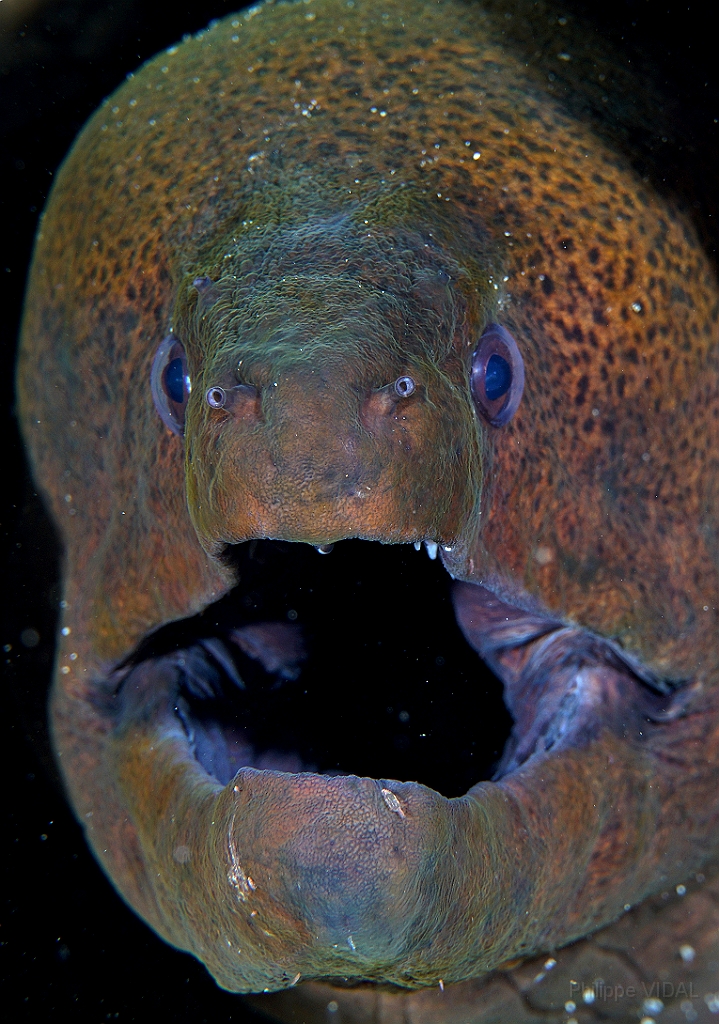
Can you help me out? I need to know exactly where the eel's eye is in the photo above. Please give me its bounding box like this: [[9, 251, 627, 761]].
[[470, 323, 524, 426], [206, 386, 227, 409], [394, 375, 416, 398], [151, 336, 191, 436]]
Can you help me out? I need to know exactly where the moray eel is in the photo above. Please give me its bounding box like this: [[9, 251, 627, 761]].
[[17, 0, 719, 1021]]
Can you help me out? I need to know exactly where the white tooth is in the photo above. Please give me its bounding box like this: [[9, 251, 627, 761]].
[[425, 541, 438, 560], [413, 541, 421, 551]]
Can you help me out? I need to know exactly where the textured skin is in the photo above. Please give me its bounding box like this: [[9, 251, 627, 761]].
[[16, 1, 719, 1021], [255, 866, 719, 1023]]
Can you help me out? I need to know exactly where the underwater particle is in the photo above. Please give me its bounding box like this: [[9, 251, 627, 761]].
[[643, 997, 664, 1015], [381, 788, 406, 817], [534, 545, 554, 565]]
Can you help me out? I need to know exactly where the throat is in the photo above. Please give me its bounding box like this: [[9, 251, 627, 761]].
[[122, 540, 512, 796]]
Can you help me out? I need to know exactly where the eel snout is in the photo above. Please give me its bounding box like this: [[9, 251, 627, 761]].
[[186, 355, 479, 552], [91, 544, 718, 996]]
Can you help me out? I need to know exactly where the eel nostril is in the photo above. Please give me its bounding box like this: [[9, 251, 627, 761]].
[[394, 375, 416, 398], [206, 386, 227, 409], [204, 382, 263, 424]]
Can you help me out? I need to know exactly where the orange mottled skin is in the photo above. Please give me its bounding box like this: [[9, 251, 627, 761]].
[[17, 1, 719, 1021]]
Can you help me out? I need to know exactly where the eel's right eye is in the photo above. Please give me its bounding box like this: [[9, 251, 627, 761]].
[[151, 336, 191, 436]]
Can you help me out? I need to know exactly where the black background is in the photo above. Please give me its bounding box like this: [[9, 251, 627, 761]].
[[1, 1, 717, 1021]]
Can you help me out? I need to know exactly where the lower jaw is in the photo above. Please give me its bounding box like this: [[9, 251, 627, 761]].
[[248, 862, 719, 1024], [55, 539, 719, 1004]]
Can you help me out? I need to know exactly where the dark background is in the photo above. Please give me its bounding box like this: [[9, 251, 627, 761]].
[[1, 1, 717, 1021]]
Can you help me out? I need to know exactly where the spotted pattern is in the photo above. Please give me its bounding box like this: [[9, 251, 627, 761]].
[[19, 0, 718, 682], [16, 1, 719, 1021]]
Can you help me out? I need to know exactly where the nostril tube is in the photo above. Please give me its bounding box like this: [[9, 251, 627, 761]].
[[206, 386, 227, 409], [394, 375, 416, 398]]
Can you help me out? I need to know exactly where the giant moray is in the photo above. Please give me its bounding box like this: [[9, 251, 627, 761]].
[[16, 0, 719, 1021]]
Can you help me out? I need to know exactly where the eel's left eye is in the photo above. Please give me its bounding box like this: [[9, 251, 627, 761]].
[[470, 323, 524, 426], [151, 335, 191, 436]]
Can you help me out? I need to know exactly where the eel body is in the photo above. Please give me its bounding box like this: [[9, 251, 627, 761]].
[[17, 1, 719, 1021]]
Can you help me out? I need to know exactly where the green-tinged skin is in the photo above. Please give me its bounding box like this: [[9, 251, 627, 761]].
[[17, 1, 719, 1021]]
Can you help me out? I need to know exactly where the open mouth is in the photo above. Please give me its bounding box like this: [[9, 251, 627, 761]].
[[117, 539, 513, 797], [99, 533, 696, 998]]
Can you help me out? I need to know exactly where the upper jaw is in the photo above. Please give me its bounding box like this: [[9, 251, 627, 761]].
[[185, 356, 482, 556]]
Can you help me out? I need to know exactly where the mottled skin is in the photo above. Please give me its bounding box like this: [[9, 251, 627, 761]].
[[16, 0, 719, 1021]]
